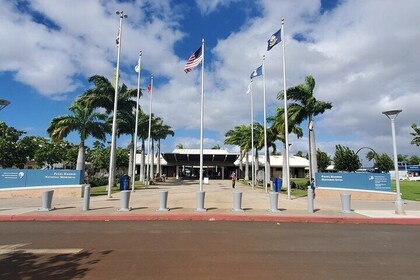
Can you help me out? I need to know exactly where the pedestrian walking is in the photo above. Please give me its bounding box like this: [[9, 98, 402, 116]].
[[230, 171, 237, 188], [310, 178, 316, 199]]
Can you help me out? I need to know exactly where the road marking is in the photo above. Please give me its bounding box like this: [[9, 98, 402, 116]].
[[0, 243, 83, 255]]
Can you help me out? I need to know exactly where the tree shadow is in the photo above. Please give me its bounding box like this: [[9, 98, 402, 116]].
[[0, 249, 112, 280]]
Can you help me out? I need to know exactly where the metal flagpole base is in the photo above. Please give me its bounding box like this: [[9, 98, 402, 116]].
[[39, 190, 54, 211], [395, 197, 405, 215], [307, 188, 314, 213], [340, 193, 352, 214], [268, 192, 280, 213], [232, 191, 244, 212], [195, 191, 206, 212], [83, 185, 91, 211], [157, 190, 169, 212], [118, 190, 131, 211]]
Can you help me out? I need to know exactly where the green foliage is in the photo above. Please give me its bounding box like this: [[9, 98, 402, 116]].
[[333, 145, 361, 172], [0, 122, 26, 168], [410, 123, 420, 146], [317, 149, 331, 172], [34, 140, 68, 168], [88, 177, 109, 187], [290, 178, 310, 190], [374, 153, 394, 172]]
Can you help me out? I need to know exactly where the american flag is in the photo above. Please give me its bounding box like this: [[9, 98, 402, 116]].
[[184, 46, 203, 73], [116, 27, 120, 47], [147, 83, 152, 92]]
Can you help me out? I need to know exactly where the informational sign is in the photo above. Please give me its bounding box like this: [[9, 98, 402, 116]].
[[0, 169, 83, 189], [315, 172, 391, 192]]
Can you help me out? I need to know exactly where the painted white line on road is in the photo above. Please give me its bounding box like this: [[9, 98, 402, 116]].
[[0, 243, 83, 255]]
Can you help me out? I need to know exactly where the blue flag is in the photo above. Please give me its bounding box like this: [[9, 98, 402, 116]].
[[250, 65, 262, 79], [267, 29, 281, 51]]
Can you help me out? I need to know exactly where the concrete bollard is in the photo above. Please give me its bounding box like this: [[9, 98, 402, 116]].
[[196, 191, 206, 212], [340, 193, 352, 213], [232, 191, 244, 212], [83, 185, 91, 211], [268, 192, 281, 213], [39, 190, 54, 211], [157, 190, 169, 212], [307, 188, 314, 213], [118, 190, 131, 211]]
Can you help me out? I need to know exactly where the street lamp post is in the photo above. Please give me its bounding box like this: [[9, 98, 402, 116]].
[[382, 109, 405, 215], [0, 99, 11, 111]]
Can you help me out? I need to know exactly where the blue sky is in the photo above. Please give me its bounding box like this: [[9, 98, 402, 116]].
[[1, 0, 419, 161]]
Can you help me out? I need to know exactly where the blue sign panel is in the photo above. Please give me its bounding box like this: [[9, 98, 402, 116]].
[[0, 169, 83, 189], [0, 170, 28, 188], [315, 172, 391, 192]]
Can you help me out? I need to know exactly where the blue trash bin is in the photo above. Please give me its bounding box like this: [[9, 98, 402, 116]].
[[120, 175, 130, 191], [273, 178, 282, 192]]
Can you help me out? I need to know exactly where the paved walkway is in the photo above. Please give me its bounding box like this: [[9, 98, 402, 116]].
[[1, 179, 420, 224]]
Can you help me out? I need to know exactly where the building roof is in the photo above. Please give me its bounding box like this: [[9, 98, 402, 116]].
[[161, 149, 239, 166], [235, 155, 309, 168]]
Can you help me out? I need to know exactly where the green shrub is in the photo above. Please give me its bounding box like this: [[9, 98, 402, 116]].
[[88, 177, 108, 187]]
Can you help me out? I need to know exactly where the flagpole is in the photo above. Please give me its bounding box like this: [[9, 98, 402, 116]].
[[132, 51, 142, 192], [199, 38, 205, 192], [108, 11, 127, 198], [146, 74, 153, 187], [262, 55, 268, 193], [281, 19, 291, 200], [250, 80, 255, 189]]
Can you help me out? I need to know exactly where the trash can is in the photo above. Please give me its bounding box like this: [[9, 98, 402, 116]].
[[120, 175, 130, 191], [273, 178, 282, 192]]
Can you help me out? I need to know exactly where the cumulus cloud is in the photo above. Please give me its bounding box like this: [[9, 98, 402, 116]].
[[1, 0, 420, 158]]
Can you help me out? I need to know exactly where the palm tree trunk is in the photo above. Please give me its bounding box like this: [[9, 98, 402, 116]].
[[151, 139, 155, 178], [140, 139, 145, 182], [76, 140, 85, 173], [128, 140, 134, 179], [157, 139, 161, 175], [282, 143, 286, 189], [244, 151, 249, 181], [266, 146, 271, 184], [239, 149, 243, 179], [309, 128, 318, 180]]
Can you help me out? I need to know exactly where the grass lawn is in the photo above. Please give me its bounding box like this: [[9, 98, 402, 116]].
[[90, 181, 146, 196], [392, 180, 420, 201]]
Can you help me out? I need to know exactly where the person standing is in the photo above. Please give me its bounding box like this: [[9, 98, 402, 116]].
[[230, 171, 237, 188]]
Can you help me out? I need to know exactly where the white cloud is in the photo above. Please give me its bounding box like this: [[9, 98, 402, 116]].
[[2, 0, 420, 158]]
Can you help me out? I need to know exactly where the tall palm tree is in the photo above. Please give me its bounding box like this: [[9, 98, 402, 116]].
[[410, 123, 420, 146], [268, 107, 304, 189], [176, 143, 184, 149], [278, 75, 332, 180], [225, 124, 250, 179], [47, 102, 108, 176], [153, 121, 174, 176], [76, 75, 138, 183]]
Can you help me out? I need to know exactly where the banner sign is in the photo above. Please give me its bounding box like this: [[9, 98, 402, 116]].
[[0, 169, 83, 189], [315, 172, 391, 192]]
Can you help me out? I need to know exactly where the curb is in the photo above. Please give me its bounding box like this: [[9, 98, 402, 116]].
[[1, 213, 420, 225]]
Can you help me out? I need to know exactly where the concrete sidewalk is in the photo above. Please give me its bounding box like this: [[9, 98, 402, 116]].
[[1, 179, 420, 224]]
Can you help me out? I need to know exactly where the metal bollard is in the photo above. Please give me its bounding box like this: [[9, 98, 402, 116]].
[[39, 190, 54, 211], [196, 191, 206, 212], [157, 190, 169, 212], [340, 193, 352, 213], [83, 185, 91, 211], [307, 188, 314, 213], [232, 191, 244, 212], [118, 190, 131, 211], [268, 192, 281, 213]]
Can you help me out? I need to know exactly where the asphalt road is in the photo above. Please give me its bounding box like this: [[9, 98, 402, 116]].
[[0, 221, 419, 280]]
